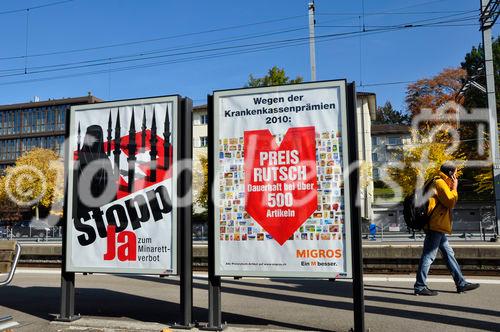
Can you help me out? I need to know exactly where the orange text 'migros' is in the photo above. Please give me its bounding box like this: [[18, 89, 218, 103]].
[[296, 249, 342, 259]]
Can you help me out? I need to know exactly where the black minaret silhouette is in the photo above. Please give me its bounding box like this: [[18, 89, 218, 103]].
[[127, 110, 137, 193], [107, 110, 112, 156], [163, 106, 171, 171], [141, 108, 147, 153], [113, 109, 121, 177], [149, 108, 158, 182], [77, 122, 81, 159]]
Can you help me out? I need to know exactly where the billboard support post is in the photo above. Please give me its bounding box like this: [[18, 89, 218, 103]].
[[56, 107, 80, 322], [58, 271, 79, 322], [207, 275, 222, 330], [203, 95, 224, 331], [173, 98, 195, 329], [346, 83, 365, 331]]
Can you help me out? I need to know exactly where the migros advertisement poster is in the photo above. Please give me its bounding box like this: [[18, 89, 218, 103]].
[[213, 81, 352, 278], [65, 96, 178, 274]]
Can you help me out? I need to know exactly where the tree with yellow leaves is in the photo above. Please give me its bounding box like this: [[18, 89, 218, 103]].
[[0, 148, 64, 220], [0, 175, 22, 222], [195, 154, 209, 210], [385, 126, 466, 198], [474, 170, 494, 195]]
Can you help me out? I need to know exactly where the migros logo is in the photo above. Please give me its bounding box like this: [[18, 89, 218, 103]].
[[296, 249, 342, 259]]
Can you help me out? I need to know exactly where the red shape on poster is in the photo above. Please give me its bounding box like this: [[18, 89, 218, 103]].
[[244, 126, 318, 245]]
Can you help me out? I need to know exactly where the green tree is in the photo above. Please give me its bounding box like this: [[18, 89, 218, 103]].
[[375, 101, 410, 125], [460, 36, 500, 110], [246, 66, 303, 87], [460, 37, 500, 196]]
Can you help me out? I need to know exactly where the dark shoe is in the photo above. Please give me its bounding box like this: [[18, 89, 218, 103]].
[[414, 287, 438, 296], [457, 283, 480, 293]]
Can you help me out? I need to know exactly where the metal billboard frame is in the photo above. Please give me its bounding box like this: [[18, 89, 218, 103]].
[[57, 95, 194, 328], [205, 81, 365, 330]]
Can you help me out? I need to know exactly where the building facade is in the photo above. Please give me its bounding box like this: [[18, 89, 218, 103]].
[[192, 105, 209, 212], [0, 94, 102, 171], [356, 92, 377, 222], [370, 124, 411, 180]]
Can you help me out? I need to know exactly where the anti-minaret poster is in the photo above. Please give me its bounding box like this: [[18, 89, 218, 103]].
[[65, 96, 178, 274]]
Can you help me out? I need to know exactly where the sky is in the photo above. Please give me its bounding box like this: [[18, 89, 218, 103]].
[[0, 0, 497, 111]]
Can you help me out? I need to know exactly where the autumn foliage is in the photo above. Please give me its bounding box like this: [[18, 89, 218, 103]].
[[0, 148, 63, 219], [195, 153, 209, 210], [385, 127, 466, 197], [405, 67, 466, 116]]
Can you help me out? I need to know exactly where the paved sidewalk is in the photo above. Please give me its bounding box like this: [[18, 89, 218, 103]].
[[1, 269, 499, 331], [51, 317, 307, 331]]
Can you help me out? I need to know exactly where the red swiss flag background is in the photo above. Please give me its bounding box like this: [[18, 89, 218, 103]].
[[74, 130, 173, 199]]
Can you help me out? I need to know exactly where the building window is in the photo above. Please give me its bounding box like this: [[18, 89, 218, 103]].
[[22, 110, 29, 133], [15, 111, 21, 134], [57, 136, 64, 156], [200, 136, 208, 147], [388, 136, 402, 145], [372, 152, 378, 162], [0, 113, 3, 136], [0, 141, 4, 160], [200, 114, 208, 125], [373, 168, 380, 180], [390, 151, 402, 161], [47, 108, 54, 131], [194, 113, 208, 125], [54, 108, 65, 130], [371, 136, 378, 146]]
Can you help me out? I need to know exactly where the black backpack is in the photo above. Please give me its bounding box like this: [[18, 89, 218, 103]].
[[403, 177, 438, 231]]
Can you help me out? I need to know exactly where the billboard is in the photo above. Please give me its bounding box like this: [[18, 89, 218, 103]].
[[65, 96, 179, 274], [212, 81, 352, 278]]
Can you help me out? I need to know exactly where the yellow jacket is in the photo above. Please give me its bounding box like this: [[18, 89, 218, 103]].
[[426, 171, 458, 234]]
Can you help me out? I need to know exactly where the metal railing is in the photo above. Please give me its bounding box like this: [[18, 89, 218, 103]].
[[0, 242, 21, 286]]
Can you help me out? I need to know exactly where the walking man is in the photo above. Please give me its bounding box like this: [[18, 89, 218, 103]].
[[414, 162, 480, 296]]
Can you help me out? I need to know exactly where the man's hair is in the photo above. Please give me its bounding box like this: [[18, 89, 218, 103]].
[[440, 161, 457, 176]]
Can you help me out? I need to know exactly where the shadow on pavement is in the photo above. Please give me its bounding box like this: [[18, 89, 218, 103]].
[[0, 285, 328, 331], [366, 292, 500, 317], [119, 275, 500, 331], [364, 286, 412, 296], [364, 284, 414, 292]]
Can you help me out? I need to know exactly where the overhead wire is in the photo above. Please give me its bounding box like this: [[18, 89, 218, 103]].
[[0, 0, 75, 15], [0, 7, 477, 62], [0, 4, 481, 86], [0, 25, 310, 74], [0, 11, 480, 79], [318, 9, 476, 17], [0, 14, 308, 61], [0, 18, 479, 87], [317, 9, 479, 28]]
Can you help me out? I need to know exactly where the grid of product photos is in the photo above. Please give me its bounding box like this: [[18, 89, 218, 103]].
[[218, 129, 345, 243]]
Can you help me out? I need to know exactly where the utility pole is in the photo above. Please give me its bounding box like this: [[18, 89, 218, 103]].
[[308, 1, 316, 81], [480, 0, 500, 240]]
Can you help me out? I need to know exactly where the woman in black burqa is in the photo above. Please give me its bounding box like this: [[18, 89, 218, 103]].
[[77, 125, 115, 218]]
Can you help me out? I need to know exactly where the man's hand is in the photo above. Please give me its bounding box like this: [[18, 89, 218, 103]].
[[450, 174, 458, 191]]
